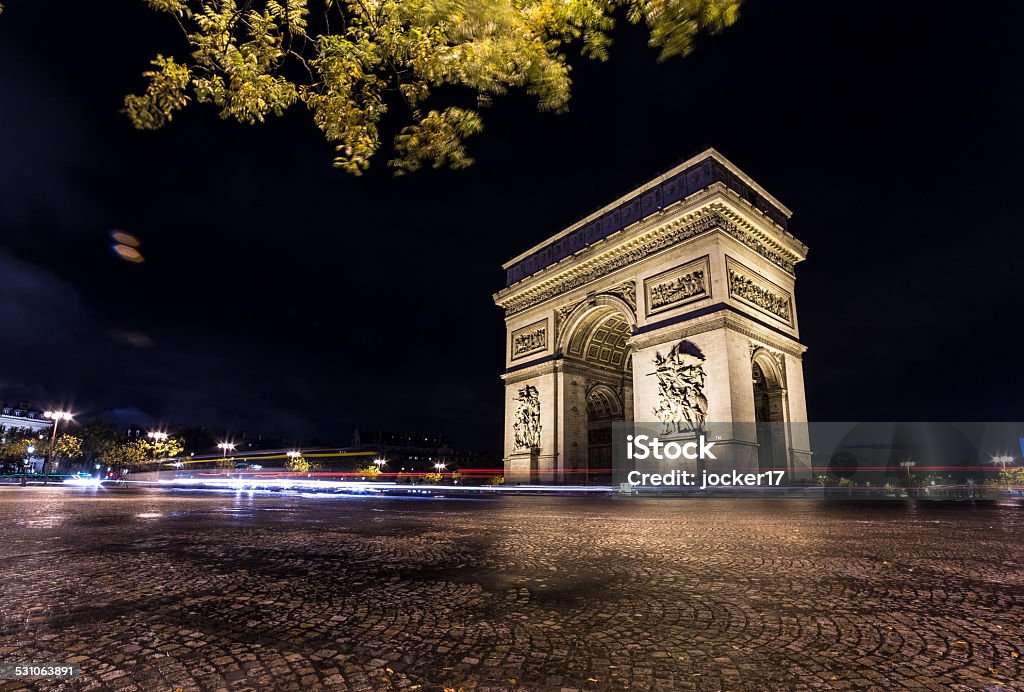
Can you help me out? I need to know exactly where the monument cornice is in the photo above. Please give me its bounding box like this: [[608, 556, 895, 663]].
[[494, 197, 804, 317], [629, 308, 806, 358], [501, 356, 564, 384], [500, 148, 798, 287]]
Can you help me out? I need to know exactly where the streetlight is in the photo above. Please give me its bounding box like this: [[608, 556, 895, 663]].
[[991, 455, 1014, 471], [22, 444, 35, 486], [148, 431, 169, 463], [898, 459, 916, 482], [42, 410, 72, 481], [373, 458, 386, 469], [992, 455, 1015, 490], [433, 462, 446, 479], [218, 442, 238, 478]]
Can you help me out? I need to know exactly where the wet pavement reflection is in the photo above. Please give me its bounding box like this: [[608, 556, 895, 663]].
[[0, 487, 1021, 690]]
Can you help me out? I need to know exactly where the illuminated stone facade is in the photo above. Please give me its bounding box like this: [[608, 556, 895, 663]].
[[0, 402, 53, 437], [494, 149, 811, 483]]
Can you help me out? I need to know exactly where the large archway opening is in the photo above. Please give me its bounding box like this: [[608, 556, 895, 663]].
[[561, 302, 634, 484], [752, 352, 787, 472], [585, 383, 622, 483]]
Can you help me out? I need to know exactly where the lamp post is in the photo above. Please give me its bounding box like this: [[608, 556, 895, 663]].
[[147, 431, 168, 463], [217, 442, 237, 479], [991, 455, 1014, 471], [992, 455, 1015, 490], [433, 462, 446, 482], [898, 459, 916, 483], [22, 444, 35, 486], [42, 410, 72, 482], [369, 458, 386, 482]]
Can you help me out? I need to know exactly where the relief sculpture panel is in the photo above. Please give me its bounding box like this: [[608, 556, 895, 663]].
[[725, 256, 793, 326], [511, 319, 548, 360], [513, 385, 542, 450], [644, 256, 711, 316], [649, 340, 709, 434]]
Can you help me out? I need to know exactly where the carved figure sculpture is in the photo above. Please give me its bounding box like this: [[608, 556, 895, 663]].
[[513, 385, 542, 450], [649, 341, 708, 433]]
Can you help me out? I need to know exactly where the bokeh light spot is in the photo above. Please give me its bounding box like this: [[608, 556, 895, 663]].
[[110, 230, 141, 248], [113, 244, 145, 263]]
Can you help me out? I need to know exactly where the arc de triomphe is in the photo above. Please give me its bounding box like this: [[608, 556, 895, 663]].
[[493, 149, 812, 484]]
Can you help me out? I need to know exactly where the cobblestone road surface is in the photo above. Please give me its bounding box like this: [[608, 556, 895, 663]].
[[0, 488, 1021, 691]]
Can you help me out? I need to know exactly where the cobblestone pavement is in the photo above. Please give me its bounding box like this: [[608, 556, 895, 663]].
[[0, 488, 1021, 691]]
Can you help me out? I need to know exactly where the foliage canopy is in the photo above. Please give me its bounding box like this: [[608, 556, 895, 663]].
[[49, 433, 84, 462], [353, 464, 381, 477], [287, 454, 312, 473], [106, 439, 152, 469], [125, 0, 741, 173], [146, 435, 186, 460]]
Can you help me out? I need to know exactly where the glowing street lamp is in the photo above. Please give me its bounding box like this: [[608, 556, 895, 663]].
[[42, 410, 73, 479], [21, 444, 35, 486], [373, 458, 386, 469], [148, 431, 169, 462], [286, 451, 302, 459], [991, 455, 1014, 471], [217, 442, 236, 457], [898, 459, 916, 482], [433, 462, 446, 472]]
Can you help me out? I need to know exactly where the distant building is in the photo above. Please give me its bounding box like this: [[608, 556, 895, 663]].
[[0, 401, 53, 437], [236, 431, 286, 451]]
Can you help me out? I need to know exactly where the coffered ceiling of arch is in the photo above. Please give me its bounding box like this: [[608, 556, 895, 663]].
[[567, 311, 632, 370]]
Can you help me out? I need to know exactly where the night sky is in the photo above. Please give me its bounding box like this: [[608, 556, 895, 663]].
[[1, 1, 1021, 451]]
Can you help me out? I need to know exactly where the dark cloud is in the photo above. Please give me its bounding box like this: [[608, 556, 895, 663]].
[[0, 250, 84, 352]]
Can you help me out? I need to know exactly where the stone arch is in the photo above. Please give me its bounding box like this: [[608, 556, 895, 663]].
[[496, 150, 813, 484], [556, 293, 637, 358], [751, 347, 785, 392], [586, 382, 624, 418], [583, 383, 623, 483], [751, 347, 787, 472], [556, 299, 635, 484]]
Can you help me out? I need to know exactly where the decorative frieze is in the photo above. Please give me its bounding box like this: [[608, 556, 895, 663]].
[[630, 311, 806, 358], [511, 319, 548, 360], [497, 206, 796, 317], [726, 257, 793, 326], [644, 256, 710, 316], [503, 152, 793, 287]]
